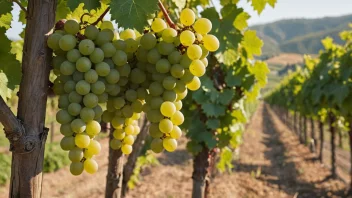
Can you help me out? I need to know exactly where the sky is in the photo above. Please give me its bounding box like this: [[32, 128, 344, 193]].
[[6, 0, 352, 40]]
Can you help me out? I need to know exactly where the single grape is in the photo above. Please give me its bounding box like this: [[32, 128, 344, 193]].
[[93, 105, 103, 119], [101, 42, 116, 58], [171, 111, 184, 125], [47, 33, 62, 51], [67, 103, 82, 116], [79, 39, 95, 55], [76, 80, 90, 95], [124, 38, 139, 53], [56, 110, 73, 124], [70, 162, 84, 176], [100, 21, 114, 30], [60, 123, 74, 136], [189, 60, 206, 77], [84, 69, 98, 83], [151, 138, 164, 153], [136, 48, 149, 63], [69, 148, 84, 162], [180, 8, 195, 26], [110, 139, 122, 149], [156, 59, 171, 74], [140, 32, 157, 50], [69, 91, 83, 103], [64, 19, 79, 35], [67, 49, 82, 62], [112, 50, 128, 66], [146, 109, 163, 123], [85, 25, 99, 40], [125, 89, 138, 102], [58, 94, 70, 109], [163, 90, 177, 102], [149, 123, 163, 138], [180, 30, 195, 47], [86, 120, 101, 136], [117, 64, 131, 77], [203, 34, 220, 52], [180, 54, 192, 68], [130, 68, 146, 84], [121, 144, 133, 154], [64, 80, 76, 93], [72, 71, 84, 82], [174, 100, 182, 110], [122, 105, 133, 118], [80, 107, 95, 122], [83, 93, 99, 108], [162, 76, 177, 90], [98, 92, 109, 103], [75, 133, 91, 148], [187, 76, 201, 91], [76, 57, 92, 72], [180, 69, 194, 84], [91, 81, 105, 95], [84, 159, 98, 174], [159, 119, 173, 133], [162, 28, 177, 43], [171, 64, 185, 78], [95, 62, 111, 76], [120, 29, 136, 40], [150, 97, 164, 109], [90, 48, 105, 64], [160, 102, 176, 117], [149, 82, 164, 96], [176, 88, 188, 100], [187, 44, 202, 60], [151, 18, 167, 33], [95, 29, 114, 46], [123, 135, 135, 145], [112, 116, 125, 129], [163, 137, 177, 152], [60, 136, 75, 151], [170, 125, 182, 139], [60, 61, 76, 76], [147, 48, 161, 64], [157, 41, 174, 56]]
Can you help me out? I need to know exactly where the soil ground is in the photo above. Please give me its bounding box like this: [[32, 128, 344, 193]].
[[0, 104, 349, 198]]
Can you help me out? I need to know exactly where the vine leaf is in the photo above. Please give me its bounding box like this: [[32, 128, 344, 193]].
[[202, 103, 226, 117], [67, 0, 100, 11], [250, 61, 270, 87], [110, 0, 158, 31], [206, 119, 220, 130], [218, 89, 234, 105], [242, 30, 263, 58], [171, 0, 186, 9], [0, 13, 11, 29], [234, 12, 249, 31]]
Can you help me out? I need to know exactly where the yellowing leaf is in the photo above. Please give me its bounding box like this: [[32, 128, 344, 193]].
[[234, 12, 250, 31], [242, 30, 263, 58], [251, 0, 266, 14]]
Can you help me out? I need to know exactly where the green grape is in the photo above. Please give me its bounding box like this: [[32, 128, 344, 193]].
[[72, 71, 84, 82], [163, 90, 177, 102], [47, 33, 62, 51], [130, 68, 146, 84], [80, 107, 95, 122], [93, 105, 103, 119], [149, 123, 163, 138], [84, 159, 98, 174], [180, 30, 195, 47], [170, 64, 185, 78], [140, 32, 157, 50], [147, 48, 161, 64], [162, 76, 177, 90], [58, 94, 69, 109], [58, 75, 73, 83], [156, 59, 171, 74], [180, 8, 195, 26], [68, 91, 82, 104], [71, 118, 86, 133], [151, 138, 164, 153], [157, 41, 174, 56], [193, 18, 212, 35], [53, 55, 66, 71], [101, 42, 116, 58], [84, 69, 98, 83], [180, 54, 192, 69], [68, 103, 81, 116], [203, 34, 220, 52], [95, 29, 114, 46], [121, 144, 133, 155], [187, 44, 202, 60], [56, 110, 73, 124], [69, 148, 84, 162], [201, 58, 208, 67], [53, 82, 65, 95], [149, 82, 164, 96], [85, 25, 99, 40], [189, 60, 206, 77], [136, 48, 149, 63], [89, 48, 104, 64], [76, 57, 92, 72], [97, 92, 109, 103], [174, 100, 182, 111], [150, 97, 163, 109], [174, 81, 186, 94], [70, 162, 84, 176], [124, 38, 139, 53], [136, 88, 146, 100], [142, 103, 151, 113], [64, 80, 76, 93], [113, 97, 125, 110], [60, 61, 76, 75], [146, 109, 163, 123], [87, 140, 101, 155], [67, 49, 81, 63], [113, 40, 126, 50], [123, 135, 135, 145], [120, 29, 136, 40], [162, 28, 177, 43], [122, 105, 133, 118], [187, 76, 201, 91], [91, 81, 105, 95], [60, 136, 75, 151], [105, 69, 120, 84], [117, 64, 131, 77], [110, 139, 122, 149], [160, 101, 176, 117], [100, 20, 114, 30], [163, 137, 177, 152], [152, 73, 167, 83], [113, 128, 125, 140], [75, 133, 91, 148], [151, 18, 167, 33], [83, 93, 98, 108], [159, 119, 173, 133], [64, 19, 79, 35], [125, 89, 137, 102], [131, 100, 143, 113], [75, 80, 90, 95], [180, 69, 194, 84], [95, 62, 111, 77], [59, 35, 77, 51], [86, 120, 101, 136], [168, 51, 182, 64], [102, 111, 114, 122], [171, 111, 184, 125], [112, 50, 128, 66], [60, 123, 74, 136], [170, 125, 182, 139], [79, 39, 95, 55], [176, 88, 188, 100]]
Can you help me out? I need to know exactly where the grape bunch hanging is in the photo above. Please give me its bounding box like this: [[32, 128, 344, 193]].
[[48, 8, 219, 176]]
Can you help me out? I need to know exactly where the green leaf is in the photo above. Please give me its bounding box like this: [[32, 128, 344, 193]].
[[332, 85, 349, 106], [171, 0, 186, 9], [186, 141, 203, 155], [56, 0, 71, 21], [192, 89, 209, 104], [216, 147, 233, 172], [220, 0, 239, 5], [0, 72, 11, 99], [110, 0, 158, 31], [0, 0, 12, 15], [267, 0, 277, 7], [225, 68, 242, 87], [233, 12, 249, 31], [206, 119, 220, 130], [231, 109, 247, 123], [67, 0, 100, 11], [200, 132, 217, 148], [221, 49, 237, 66], [218, 89, 234, 105], [202, 103, 226, 117], [0, 13, 11, 29], [242, 30, 263, 58], [250, 61, 269, 87], [251, 0, 267, 14]]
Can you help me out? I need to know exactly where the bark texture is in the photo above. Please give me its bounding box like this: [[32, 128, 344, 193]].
[[192, 146, 210, 198]]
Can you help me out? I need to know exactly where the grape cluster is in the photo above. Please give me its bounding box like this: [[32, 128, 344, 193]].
[[48, 19, 121, 175], [49, 7, 219, 175]]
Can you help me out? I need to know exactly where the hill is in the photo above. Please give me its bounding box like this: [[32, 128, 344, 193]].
[[252, 14, 352, 56]]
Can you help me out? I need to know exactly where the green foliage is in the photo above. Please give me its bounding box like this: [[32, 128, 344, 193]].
[[67, 0, 100, 11], [0, 153, 11, 185], [43, 143, 70, 173]]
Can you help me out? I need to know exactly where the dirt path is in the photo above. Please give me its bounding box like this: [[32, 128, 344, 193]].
[[0, 104, 348, 197]]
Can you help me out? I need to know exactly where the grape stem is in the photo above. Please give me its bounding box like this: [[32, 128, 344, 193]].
[[91, 7, 111, 26], [157, 0, 177, 29], [12, 0, 27, 14]]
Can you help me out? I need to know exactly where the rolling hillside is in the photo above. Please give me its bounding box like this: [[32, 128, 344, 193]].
[[252, 14, 352, 56]]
